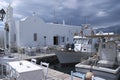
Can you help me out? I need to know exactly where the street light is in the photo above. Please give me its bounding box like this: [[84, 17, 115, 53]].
[[44, 36, 46, 46], [0, 9, 6, 21], [0, 8, 6, 77]]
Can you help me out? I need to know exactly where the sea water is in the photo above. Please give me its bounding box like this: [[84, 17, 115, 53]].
[[38, 56, 77, 74], [50, 63, 76, 74]]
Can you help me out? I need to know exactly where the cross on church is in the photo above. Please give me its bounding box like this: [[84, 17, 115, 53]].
[[33, 12, 36, 16]]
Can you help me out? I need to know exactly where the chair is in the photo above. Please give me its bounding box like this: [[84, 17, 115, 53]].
[[11, 69, 19, 80], [71, 71, 85, 80], [6, 65, 12, 79], [40, 61, 49, 80], [31, 59, 37, 64]]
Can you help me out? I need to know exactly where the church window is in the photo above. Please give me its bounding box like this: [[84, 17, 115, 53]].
[[34, 33, 37, 41], [67, 37, 69, 41], [14, 34, 16, 42], [62, 36, 65, 42]]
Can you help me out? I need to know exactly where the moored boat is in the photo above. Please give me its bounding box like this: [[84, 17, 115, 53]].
[[55, 50, 91, 64], [55, 24, 97, 64], [75, 34, 120, 80]]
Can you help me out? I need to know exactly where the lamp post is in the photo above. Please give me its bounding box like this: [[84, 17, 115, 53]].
[[0, 8, 6, 49], [0, 8, 6, 78], [0, 9, 6, 21], [44, 36, 46, 46]]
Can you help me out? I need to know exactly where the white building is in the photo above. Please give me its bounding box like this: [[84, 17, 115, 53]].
[[4, 5, 81, 52], [0, 29, 4, 48]]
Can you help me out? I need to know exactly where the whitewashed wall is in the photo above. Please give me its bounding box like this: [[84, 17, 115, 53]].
[[16, 15, 81, 47], [0, 29, 4, 48]]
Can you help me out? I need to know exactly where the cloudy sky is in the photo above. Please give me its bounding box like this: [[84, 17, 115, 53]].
[[0, 0, 120, 28]]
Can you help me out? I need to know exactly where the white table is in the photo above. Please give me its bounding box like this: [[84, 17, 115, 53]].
[[7, 60, 43, 80], [0, 55, 19, 77]]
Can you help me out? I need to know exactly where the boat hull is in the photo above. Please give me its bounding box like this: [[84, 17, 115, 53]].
[[55, 50, 91, 64], [76, 64, 120, 80], [75, 58, 120, 80]]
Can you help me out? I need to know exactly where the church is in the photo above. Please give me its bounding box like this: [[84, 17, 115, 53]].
[[4, 5, 81, 52]]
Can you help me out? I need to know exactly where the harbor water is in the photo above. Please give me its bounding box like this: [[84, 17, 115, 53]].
[[50, 63, 76, 74], [37, 55, 76, 74]]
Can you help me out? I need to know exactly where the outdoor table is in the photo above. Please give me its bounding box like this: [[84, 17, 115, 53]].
[[7, 60, 43, 80]]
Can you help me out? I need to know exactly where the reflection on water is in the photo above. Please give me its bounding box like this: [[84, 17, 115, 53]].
[[38, 56, 77, 74], [50, 63, 76, 74]]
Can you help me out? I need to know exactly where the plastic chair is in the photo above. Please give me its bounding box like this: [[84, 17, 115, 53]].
[[40, 61, 49, 80], [71, 71, 85, 80], [31, 59, 37, 64], [11, 69, 19, 79], [6, 65, 12, 79]]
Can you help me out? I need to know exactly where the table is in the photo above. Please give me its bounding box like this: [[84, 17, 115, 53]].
[[7, 60, 43, 80], [0, 55, 19, 77]]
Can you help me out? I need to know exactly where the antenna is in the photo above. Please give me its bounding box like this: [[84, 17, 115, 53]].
[[83, 16, 89, 24], [85, 16, 87, 24], [32, 12, 36, 16], [63, 20, 65, 25], [83, 16, 87, 24], [53, 8, 57, 23]]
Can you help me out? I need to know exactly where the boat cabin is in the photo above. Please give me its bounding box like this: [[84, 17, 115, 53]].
[[73, 36, 96, 53]]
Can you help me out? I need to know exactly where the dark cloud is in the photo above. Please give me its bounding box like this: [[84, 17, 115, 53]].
[[0, 0, 120, 28]]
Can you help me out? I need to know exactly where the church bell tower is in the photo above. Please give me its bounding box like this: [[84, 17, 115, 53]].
[[4, 4, 15, 52]]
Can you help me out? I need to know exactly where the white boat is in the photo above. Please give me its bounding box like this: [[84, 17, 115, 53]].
[[55, 24, 97, 64], [55, 51, 91, 64], [75, 34, 120, 80], [73, 36, 96, 53]]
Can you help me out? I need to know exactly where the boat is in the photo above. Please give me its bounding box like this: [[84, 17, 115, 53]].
[[75, 33, 120, 80], [55, 50, 91, 64], [55, 24, 97, 64]]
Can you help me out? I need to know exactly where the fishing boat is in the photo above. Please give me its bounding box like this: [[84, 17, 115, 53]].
[[55, 24, 97, 64], [75, 33, 120, 80]]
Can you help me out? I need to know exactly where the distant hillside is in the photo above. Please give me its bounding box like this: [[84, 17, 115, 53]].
[[96, 25, 120, 34]]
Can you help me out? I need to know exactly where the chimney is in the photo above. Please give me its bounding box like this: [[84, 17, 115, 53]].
[[62, 20, 65, 25]]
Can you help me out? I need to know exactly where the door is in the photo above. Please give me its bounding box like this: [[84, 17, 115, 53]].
[[53, 36, 59, 45]]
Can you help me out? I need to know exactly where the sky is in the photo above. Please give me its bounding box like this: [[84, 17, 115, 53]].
[[0, 0, 120, 28]]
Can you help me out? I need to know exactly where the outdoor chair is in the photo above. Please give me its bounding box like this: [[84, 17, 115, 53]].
[[71, 71, 85, 80], [40, 61, 49, 80], [31, 59, 37, 64]]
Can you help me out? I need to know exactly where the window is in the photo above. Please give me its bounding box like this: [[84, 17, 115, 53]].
[[62, 37, 65, 42], [88, 39, 92, 44], [67, 37, 69, 41], [33, 33, 37, 41], [14, 34, 16, 42], [102, 38, 106, 42]]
